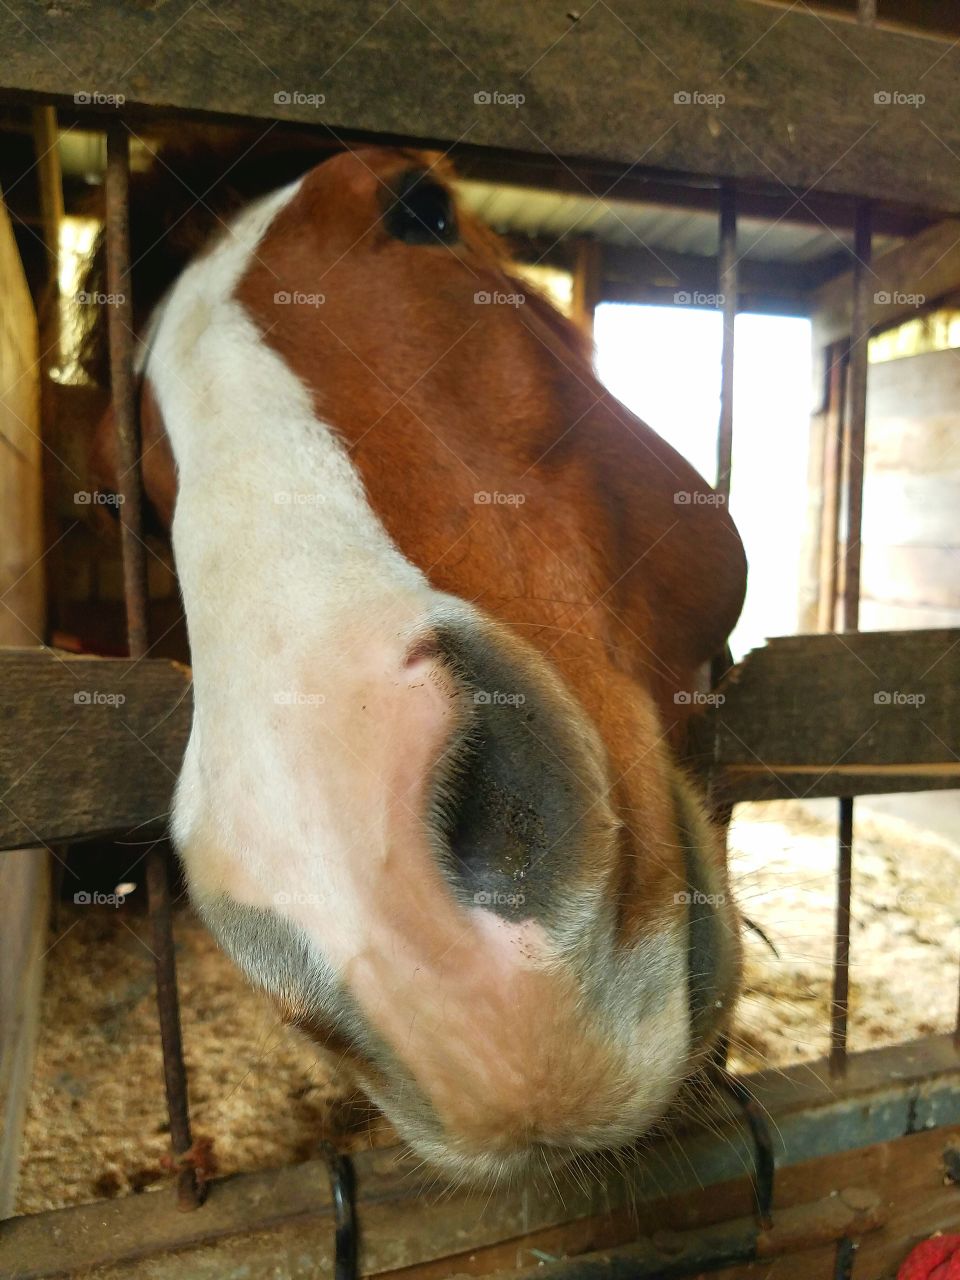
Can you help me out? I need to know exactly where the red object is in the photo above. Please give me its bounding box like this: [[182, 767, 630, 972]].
[[899, 1236, 960, 1280]]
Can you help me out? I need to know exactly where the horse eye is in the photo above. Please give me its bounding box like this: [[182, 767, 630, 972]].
[[385, 173, 458, 245]]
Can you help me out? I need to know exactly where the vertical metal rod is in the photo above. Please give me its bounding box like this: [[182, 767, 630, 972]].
[[817, 345, 847, 633], [104, 123, 148, 657], [831, 797, 855, 1075], [710, 185, 738, 691], [840, 204, 872, 635], [716, 182, 737, 500], [104, 122, 203, 1209], [830, 202, 872, 1078], [146, 850, 204, 1209]]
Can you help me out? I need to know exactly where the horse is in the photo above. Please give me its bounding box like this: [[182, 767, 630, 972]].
[[89, 142, 747, 1185]]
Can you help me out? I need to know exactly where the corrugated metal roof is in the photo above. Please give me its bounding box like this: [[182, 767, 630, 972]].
[[455, 179, 900, 266]]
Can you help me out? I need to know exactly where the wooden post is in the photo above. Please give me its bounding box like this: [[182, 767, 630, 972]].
[[0, 186, 48, 1218], [571, 238, 602, 336], [716, 182, 737, 499]]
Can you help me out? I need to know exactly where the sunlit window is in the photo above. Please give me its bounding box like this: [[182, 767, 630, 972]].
[[594, 303, 813, 659]]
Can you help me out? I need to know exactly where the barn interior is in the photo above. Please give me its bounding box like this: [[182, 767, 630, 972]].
[[1, 2, 960, 1277]]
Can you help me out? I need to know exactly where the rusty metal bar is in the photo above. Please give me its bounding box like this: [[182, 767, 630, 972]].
[[831, 797, 856, 1076], [817, 342, 848, 633], [840, 203, 872, 636], [830, 201, 872, 1077], [716, 181, 737, 500], [104, 121, 203, 1209], [710, 185, 737, 694], [104, 122, 148, 657]]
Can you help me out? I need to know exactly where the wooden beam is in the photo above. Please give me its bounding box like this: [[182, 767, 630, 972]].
[[3, 628, 959, 850], [1, 1033, 957, 1277], [693, 628, 960, 803], [814, 216, 960, 346], [1, 1, 960, 210], [0, 648, 190, 850], [455, 152, 933, 238], [514, 237, 815, 313]]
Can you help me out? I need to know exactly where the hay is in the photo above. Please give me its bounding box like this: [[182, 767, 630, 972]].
[[14, 901, 395, 1215], [15, 799, 960, 1214], [728, 799, 960, 1073]]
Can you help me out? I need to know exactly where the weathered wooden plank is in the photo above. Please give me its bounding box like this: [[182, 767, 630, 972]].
[[1, 1, 960, 210], [0, 648, 190, 849], [1, 1034, 957, 1278], [3, 629, 959, 848], [814, 217, 960, 346], [0, 186, 48, 1219], [695, 628, 960, 803], [0, 855, 48, 1221]]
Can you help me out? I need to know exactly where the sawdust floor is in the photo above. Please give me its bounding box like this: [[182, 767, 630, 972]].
[[14, 799, 960, 1215]]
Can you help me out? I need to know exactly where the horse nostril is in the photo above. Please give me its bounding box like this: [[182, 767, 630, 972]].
[[426, 620, 614, 924]]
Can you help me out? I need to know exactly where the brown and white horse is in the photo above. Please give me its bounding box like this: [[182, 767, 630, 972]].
[[94, 145, 746, 1184]]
